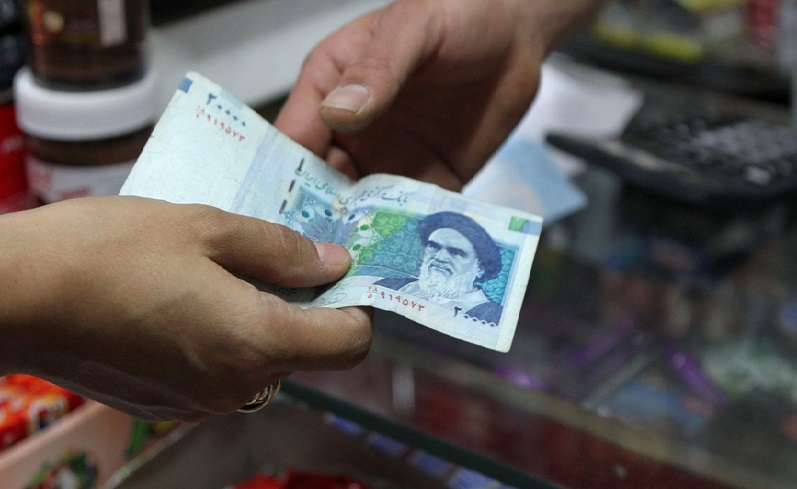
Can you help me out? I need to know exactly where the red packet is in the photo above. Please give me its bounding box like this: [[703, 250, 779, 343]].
[[234, 473, 281, 489], [282, 469, 374, 489], [0, 375, 85, 451]]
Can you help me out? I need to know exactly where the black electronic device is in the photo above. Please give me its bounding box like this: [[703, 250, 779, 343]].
[[546, 104, 797, 208]]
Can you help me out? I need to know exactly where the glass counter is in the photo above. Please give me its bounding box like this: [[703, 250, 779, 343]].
[[104, 92, 797, 489], [290, 165, 797, 489]]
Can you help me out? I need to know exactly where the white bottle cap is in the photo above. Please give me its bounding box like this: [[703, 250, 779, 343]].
[[13, 67, 158, 141]]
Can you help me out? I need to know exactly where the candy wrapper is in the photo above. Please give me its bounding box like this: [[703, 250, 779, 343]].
[[232, 470, 375, 489], [0, 375, 84, 451]]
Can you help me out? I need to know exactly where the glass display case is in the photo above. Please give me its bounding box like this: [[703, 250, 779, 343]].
[[105, 155, 797, 488], [291, 163, 797, 489]]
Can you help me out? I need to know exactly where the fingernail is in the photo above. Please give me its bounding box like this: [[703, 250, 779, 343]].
[[314, 242, 351, 267], [321, 84, 370, 113]]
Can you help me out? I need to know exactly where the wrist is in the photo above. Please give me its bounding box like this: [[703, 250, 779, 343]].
[[0, 208, 66, 375]]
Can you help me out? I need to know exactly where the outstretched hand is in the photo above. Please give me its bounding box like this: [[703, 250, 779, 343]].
[[0, 197, 371, 422], [275, 0, 597, 190]]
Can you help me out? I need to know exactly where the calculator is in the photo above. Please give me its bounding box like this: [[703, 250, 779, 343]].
[[546, 105, 797, 208]]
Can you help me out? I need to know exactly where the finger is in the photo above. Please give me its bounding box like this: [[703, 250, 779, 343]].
[[258, 297, 373, 372], [197, 207, 351, 288], [274, 62, 336, 157], [324, 144, 359, 179], [318, 2, 442, 132], [274, 13, 376, 154]]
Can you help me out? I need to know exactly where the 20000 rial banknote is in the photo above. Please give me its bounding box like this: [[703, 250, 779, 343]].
[[120, 72, 542, 352]]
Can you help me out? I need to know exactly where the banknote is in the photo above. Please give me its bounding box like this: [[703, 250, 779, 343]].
[[120, 72, 542, 352]]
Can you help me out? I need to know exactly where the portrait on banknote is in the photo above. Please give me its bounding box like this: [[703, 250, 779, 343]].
[[283, 188, 516, 330], [372, 211, 504, 325]]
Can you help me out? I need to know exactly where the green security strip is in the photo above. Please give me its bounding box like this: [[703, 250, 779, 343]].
[[281, 380, 564, 489], [509, 216, 542, 235], [508, 216, 528, 232]]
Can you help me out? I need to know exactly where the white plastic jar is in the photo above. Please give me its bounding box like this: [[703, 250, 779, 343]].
[[13, 66, 156, 204]]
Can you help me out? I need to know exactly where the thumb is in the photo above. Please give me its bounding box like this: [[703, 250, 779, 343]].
[[204, 210, 351, 288], [319, 2, 441, 132]]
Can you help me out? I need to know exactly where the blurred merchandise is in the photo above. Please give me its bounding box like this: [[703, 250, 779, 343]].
[[24, 449, 99, 489], [465, 58, 649, 225], [587, 354, 719, 440], [590, 0, 748, 63], [584, 0, 797, 68], [0, 29, 26, 94], [561, 0, 792, 102], [0, 0, 31, 214], [104, 402, 455, 489], [702, 335, 797, 403], [232, 470, 375, 489], [464, 138, 587, 225], [0, 374, 84, 452], [703, 389, 797, 481], [279, 412, 513, 489], [0, 101, 33, 213], [13, 66, 156, 203], [0, 0, 25, 92], [777, 0, 797, 71], [748, 0, 781, 55], [0, 399, 181, 489], [22, 0, 149, 88], [0, 0, 22, 33]]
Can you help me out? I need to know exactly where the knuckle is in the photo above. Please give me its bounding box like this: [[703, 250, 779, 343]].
[[301, 45, 328, 69], [272, 226, 320, 272], [278, 225, 311, 258], [348, 56, 397, 87], [185, 204, 231, 239]]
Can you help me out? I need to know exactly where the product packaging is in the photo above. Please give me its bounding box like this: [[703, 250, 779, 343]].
[[13, 66, 156, 203]]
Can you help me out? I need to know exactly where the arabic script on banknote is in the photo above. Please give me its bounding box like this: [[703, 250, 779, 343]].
[[120, 72, 542, 352]]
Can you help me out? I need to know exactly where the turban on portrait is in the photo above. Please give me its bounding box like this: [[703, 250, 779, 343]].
[[417, 211, 502, 280]]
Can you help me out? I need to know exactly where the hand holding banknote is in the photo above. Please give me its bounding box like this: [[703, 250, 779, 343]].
[[0, 197, 371, 422], [122, 72, 542, 352]]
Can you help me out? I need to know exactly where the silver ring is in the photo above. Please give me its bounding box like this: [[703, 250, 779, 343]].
[[237, 379, 281, 413]]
